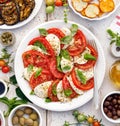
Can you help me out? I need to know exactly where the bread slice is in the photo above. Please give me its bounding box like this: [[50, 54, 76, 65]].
[[85, 4, 100, 18], [99, 0, 115, 13], [72, 0, 88, 12]]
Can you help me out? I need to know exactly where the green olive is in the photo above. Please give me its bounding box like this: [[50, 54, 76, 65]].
[[46, 6, 54, 14], [29, 112, 38, 120], [24, 107, 33, 114], [33, 121, 39, 126], [12, 116, 19, 125], [15, 109, 24, 117], [45, 0, 54, 6], [19, 117, 25, 125], [24, 118, 34, 125]]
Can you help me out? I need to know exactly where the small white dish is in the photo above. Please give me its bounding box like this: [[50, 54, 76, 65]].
[[101, 91, 120, 124], [0, 79, 7, 98], [8, 104, 42, 126], [0, 110, 5, 126]]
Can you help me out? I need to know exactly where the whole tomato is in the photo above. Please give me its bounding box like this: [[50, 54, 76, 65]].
[[93, 121, 100, 126], [55, 0, 63, 6], [2, 65, 10, 73]]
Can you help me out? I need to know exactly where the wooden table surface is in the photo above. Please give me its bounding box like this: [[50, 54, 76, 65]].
[[0, 1, 120, 126]]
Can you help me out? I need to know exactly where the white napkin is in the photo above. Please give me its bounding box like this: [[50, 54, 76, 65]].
[[108, 15, 120, 34]]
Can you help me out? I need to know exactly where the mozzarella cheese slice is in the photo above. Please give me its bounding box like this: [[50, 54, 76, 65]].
[[56, 81, 71, 102], [67, 76, 84, 95], [23, 66, 39, 81], [34, 81, 52, 98], [60, 57, 73, 73], [45, 34, 60, 56], [74, 47, 91, 64]]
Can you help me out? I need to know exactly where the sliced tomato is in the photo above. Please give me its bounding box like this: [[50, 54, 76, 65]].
[[71, 69, 94, 90], [48, 79, 59, 102], [67, 30, 87, 56], [22, 50, 48, 68], [75, 44, 98, 70], [29, 69, 53, 89], [49, 59, 64, 79], [28, 37, 55, 57], [47, 28, 65, 39], [62, 75, 78, 98]]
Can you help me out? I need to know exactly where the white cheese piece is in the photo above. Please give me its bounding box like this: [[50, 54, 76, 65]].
[[74, 47, 91, 64], [45, 34, 60, 56], [34, 81, 52, 98], [56, 81, 71, 102], [23, 67, 39, 81], [67, 76, 84, 94], [61, 27, 71, 36]]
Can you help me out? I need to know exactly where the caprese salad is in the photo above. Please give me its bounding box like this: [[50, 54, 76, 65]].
[[22, 24, 98, 102]]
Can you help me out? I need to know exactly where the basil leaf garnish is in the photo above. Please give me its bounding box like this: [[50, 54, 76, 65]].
[[56, 56, 62, 72], [84, 53, 96, 60], [70, 24, 78, 36], [34, 68, 42, 78], [61, 35, 72, 44], [60, 49, 70, 60], [27, 64, 33, 72], [62, 65, 71, 71], [39, 28, 48, 36], [64, 89, 72, 97]]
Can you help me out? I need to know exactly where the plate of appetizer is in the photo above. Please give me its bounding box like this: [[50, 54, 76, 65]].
[[15, 20, 106, 111], [0, 0, 43, 29], [68, 0, 120, 20]]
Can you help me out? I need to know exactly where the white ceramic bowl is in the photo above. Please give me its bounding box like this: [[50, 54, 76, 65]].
[[8, 104, 42, 126], [101, 91, 120, 123], [0, 110, 5, 126]]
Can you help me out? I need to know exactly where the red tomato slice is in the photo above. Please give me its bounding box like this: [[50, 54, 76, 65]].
[[67, 30, 87, 56], [75, 44, 98, 70], [71, 69, 94, 90], [28, 37, 55, 57], [22, 50, 48, 68], [29, 69, 53, 89], [47, 28, 65, 39], [49, 60, 64, 79], [62, 75, 78, 98], [48, 79, 59, 102]]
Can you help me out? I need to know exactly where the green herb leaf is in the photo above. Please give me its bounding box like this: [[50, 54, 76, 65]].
[[84, 53, 96, 60], [64, 89, 72, 97], [34, 68, 42, 78], [60, 50, 70, 60], [70, 24, 78, 36], [61, 35, 72, 44], [62, 65, 71, 71], [33, 41, 47, 52], [45, 97, 51, 103], [107, 29, 116, 38], [27, 64, 33, 72], [30, 90, 35, 95], [39, 28, 48, 36], [56, 56, 62, 72], [9, 75, 17, 85], [76, 69, 87, 84], [52, 83, 57, 96]]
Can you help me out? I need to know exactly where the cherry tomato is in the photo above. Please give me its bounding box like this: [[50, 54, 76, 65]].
[[62, 75, 78, 98], [2, 66, 10, 73], [49, 59, 64, 79], [77, 114, 86, 122], [75, 44, 98, 70], [93, 121, 100, 126], [0, 60, 6, 67], [71, 68, 94, 90], [87, 116, 94, 124], [55, 0, 63, 6], [48, 79, 59, 101], [67, 30, 87, 56]]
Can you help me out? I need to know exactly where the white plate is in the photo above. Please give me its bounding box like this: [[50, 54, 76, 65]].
[[15, 20, 106, 111], [68, 0, 120, 20], [0, 0, 43, 29]]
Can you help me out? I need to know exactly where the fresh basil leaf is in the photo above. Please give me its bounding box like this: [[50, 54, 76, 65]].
[[52, 83, 57, 96], [60, 50, 70, 60], [62, 65, 71, 71], [39, 28, 48, 36], [45, 97, 51, 103], [107, 29, 116, 38], [84, 53, 96, 60], [33, 41, 47, 52], [9, 75, 17, 85], [56, 56, 62, 72], [70, 24, 78, 36], [34, 68, 42, 78], [27, 64, 33, 72], [116, 35, 120, 46], [61, 35, 72, 44], [30, 90, 35, 95], [64, 89, 72, 97], [76, 69, 87, 84]]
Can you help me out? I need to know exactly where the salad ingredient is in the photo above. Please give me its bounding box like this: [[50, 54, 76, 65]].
[[46, 6, 54, 14], [2, 65, 10, 73], [0, 60, 6, 67], [55, 0, 63, 6], [45, 0, 54, 6]]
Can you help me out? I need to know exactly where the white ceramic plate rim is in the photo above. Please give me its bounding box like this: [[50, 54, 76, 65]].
[[0, 110, 5, 126], [68, 0, 120, 20], [15, 20, 106, 111], [0, 0, 43, 29]]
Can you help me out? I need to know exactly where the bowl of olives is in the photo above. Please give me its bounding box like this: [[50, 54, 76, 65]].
[[101, 91, 120, 123], [8, 104, 42, 126]]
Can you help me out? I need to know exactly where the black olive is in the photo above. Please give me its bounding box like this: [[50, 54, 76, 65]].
[[104, 101, 110, 106], [117, 110, 120, 116], [107, 112, 112, 118]]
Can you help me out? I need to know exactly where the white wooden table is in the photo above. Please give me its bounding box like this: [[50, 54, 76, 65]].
[[0, 1, 120, 126]]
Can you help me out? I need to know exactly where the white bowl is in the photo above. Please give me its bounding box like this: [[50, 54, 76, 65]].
[[0, 79, 7, 98], [0, 110, 5, 126], [101, 91, 120, 123], [8, 104, 42, 126]]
